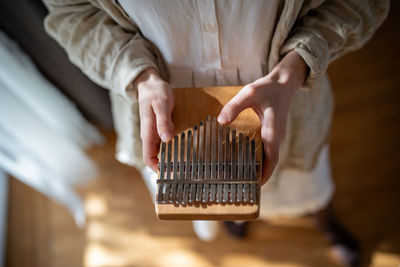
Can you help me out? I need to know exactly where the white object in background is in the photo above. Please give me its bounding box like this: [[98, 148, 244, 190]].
[[0, 170, 8, 267], [192, 221, 219, 242], [140, 166, 220, 241], [0, 30, 103, 227]]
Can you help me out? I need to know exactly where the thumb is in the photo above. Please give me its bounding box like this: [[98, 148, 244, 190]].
[[217, 86, 255, 125], [153, 99, 175, 142]]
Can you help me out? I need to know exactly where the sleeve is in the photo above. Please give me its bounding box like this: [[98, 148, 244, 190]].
[[280, 0, 390, 86], [42, 0, 167, 101]]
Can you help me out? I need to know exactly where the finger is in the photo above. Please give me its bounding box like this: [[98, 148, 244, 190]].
[[260, 111, 279, 184], [217, 86, 255, 125], [142, 119, 160, 171], [152, 97, 175, 142], [139, 106, 161, 171], [261, 142, 279, 185], [144, 143, 160, 172]]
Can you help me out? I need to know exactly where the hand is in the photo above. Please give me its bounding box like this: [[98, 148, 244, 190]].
[[136, 68, 175, 171], [217, 50, 308, 184]]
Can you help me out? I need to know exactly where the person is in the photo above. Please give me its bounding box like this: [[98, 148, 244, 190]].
[[42, 1, 389, 266]]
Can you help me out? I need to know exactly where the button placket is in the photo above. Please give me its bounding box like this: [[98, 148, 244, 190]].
[[196, 0, 222, 69]]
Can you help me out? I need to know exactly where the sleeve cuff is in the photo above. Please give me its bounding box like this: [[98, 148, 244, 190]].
[[120, 63, 159, 102], [109, 37, 165, 102], [280, 27, 330, 89]]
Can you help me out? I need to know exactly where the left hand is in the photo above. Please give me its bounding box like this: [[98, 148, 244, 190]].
[[217, 50, 308, 184], [136, 68, 175, 171]]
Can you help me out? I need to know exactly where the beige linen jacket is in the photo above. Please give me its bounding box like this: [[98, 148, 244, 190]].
[[42, 0, 389, 171]]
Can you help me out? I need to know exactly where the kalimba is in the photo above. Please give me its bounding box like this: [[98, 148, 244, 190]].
[[155, 87, 263, 220]]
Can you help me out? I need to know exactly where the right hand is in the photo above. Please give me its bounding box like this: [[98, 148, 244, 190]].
[[136, 68, 175, 171], [217, 50, 307, 185]]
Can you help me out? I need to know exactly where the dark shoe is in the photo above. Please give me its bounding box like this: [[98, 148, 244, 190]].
[[223, 221, 249, 239], [331, 243, 360, 267], [314, 205, 361, 267]]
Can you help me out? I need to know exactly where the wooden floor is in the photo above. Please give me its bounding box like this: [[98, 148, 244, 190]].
[[5, 3, 400, 267]]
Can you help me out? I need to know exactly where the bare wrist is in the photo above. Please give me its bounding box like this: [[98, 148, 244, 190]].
[[270, 50, 309, 91], [134, 68, 161, 90]]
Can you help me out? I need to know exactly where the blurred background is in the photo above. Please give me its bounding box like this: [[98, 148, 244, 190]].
[[0, 1, 399, 267]]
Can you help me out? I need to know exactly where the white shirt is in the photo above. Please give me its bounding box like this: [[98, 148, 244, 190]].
[[119, 0, 279, 88]]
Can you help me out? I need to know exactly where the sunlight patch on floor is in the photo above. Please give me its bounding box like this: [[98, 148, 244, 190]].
[[220, 254, 308, 267], [371, 251, 400, 266], [84, 221, 213, 267]]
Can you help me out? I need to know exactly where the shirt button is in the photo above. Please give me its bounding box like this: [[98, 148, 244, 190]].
[[203, 23, 217, 33]]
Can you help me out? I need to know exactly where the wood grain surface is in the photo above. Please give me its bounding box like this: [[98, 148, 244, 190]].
[[156, 87, 262, 220]]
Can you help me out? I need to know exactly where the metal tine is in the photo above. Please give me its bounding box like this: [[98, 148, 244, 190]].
[[251, 139, 257, 180], [164, 141, 172, 202], [203, 116, 211, 203], [243, 136, 250, 203], [237, 133, 243, 203], [190, 125, 198, 203], [176, 132, 185, 204], [196, 121, 205, 202], [157, 142, 166, 203], [170, 135, 179, 203], [183, 130, 192, 205], [250, 139, 257, 203], [230, 130, 237, 203], [210, 117, 217, 202], [217, 124, 223, 203], [244, 136, 249, 178], [223, 127, 230, 203]]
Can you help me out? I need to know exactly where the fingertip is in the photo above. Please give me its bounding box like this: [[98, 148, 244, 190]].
[[217, 114, 227, 125], [145, 156, 159, 172], [150, 162, 159, 172], [218, 106, 234, 125], [218, 102, 243, 125], [161, 132, 174, 142], [156, 115, 175, 142], [260, 176, 269, 185]]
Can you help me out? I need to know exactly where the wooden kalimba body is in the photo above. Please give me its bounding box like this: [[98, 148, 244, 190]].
[[155, 87, 263, 220]]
